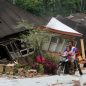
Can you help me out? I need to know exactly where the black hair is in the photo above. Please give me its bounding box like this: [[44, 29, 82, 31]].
[[69, 40, 76, 46]]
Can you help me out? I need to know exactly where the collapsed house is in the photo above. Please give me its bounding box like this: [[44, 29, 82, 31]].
[[0, 0, 47, 62]]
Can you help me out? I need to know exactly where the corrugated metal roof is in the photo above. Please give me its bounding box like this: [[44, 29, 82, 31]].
[[67, 13, 86, 25], [46, 17, 82, 37]]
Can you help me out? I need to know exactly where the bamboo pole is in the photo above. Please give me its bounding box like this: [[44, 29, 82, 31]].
[[80, 39, 85, 59]]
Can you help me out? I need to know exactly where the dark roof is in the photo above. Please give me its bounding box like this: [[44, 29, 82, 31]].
[[67, 13, 86, 48], [56, 15, 77, 28], [56, 15, 86, 36], [55, 14, 86, 48], [66, 13, 86, 37], [0, 0, 47, 39], [67, 13, 86, 24]]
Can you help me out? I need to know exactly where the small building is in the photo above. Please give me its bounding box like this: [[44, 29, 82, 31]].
[[38, 17, 85, 58], [54, 14, 86, 57]]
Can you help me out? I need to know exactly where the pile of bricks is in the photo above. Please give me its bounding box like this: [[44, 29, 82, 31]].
[[0, 64, 5, 74], [18, 68, 26, 76], [0, 64, 16, 75], [5, 63, 15, 75], [25, 69, 37, 77], [18, 68, 37, 77], [0, 63, 37, 77]]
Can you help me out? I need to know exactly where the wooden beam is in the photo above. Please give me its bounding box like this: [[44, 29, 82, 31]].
[[80, 39, 85, 59]]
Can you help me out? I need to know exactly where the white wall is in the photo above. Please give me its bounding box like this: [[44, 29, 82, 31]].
[[43, 35, 67, 52]]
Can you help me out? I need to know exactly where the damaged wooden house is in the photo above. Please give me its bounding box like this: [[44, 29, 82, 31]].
[[55, 14, 86, 58], [38, 17, 85, 59], [0, 0, 46, 63]]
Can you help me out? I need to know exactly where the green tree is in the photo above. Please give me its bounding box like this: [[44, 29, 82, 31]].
[[13, 0, 86, 16], [15, 0, 43, 15], [17, 20, 51, 56]]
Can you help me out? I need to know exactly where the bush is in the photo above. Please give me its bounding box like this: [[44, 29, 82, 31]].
[[35, 55, 45, 64], [31, 63, 44, 74], [24, 66, 31, 70], [30, 53, 59, 74], [43, 60, 58, 75], [44, 53, 60, 64], [15, 63, 21, 68], [37, 64, 44, 74]]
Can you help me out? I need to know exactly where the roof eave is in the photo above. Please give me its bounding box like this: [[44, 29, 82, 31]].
[[36, 25, 83, 37]]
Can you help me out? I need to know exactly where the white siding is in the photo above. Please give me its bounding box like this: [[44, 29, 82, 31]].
[[42, 35, 67, 52]]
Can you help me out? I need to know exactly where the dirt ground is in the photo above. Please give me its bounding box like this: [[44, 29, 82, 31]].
[[0, 68, 86, 86]]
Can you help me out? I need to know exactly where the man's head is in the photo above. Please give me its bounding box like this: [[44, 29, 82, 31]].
[[68, 40, 75, 47], [66, 46, 71, 52]]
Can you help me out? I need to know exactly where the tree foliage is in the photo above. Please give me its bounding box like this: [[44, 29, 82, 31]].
[[14, 0, 86, 16], [17, 21, 51, 56]]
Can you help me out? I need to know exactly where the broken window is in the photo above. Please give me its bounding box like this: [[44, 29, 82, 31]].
[[20, 49, 28, 55], [15, 40, 26, 50], [11, 42, 17, 51]]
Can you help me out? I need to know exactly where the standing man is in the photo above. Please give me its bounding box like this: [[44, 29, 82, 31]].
[[68, 41, 83, 75]]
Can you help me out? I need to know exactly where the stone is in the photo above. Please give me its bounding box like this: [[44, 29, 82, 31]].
[[28, 69, 37, 74], [18, 68, 26, 76], [0, 64, 5, 74], [72, 80, 81, 86], [26, 72, 34, 78], [83, 83, 86, 86], [5, 63, 15, 75], [25, 69, 37, 77]]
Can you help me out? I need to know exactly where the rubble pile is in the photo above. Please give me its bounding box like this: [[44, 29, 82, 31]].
[[0, 63, 38, 78]]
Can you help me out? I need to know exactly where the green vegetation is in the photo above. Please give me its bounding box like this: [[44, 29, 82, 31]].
[[15, 63, 21, 68], [16, 21, 59, 74], [14, 0, 86, 16], [36, 64, 44, 74], [44, 53, 60, 64], [17, 20, 51, 57]]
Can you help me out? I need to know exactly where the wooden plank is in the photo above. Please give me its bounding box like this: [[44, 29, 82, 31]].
[[80, 39, 85, 59]]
